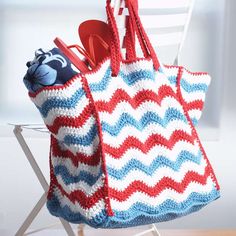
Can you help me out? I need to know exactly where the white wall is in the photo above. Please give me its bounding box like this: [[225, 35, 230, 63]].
[[1, 0, 236, 235]]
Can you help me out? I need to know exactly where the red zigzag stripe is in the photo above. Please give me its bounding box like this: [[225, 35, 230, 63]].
[[51, 165, 211, 206], [54, 178, 105, 209], [46, 90, 201, 136], [51, 136, 101, 166], [185, 100, 204, 111], [47, 103, 93, 134], [109, 165, 211, 201], [95, 85, 178, 112], [104, 130, 194, 159]]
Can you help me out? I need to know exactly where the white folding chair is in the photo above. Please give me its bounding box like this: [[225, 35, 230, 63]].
[[112, 0, 195, 235], [12, 0, 195, 235], [12, 124, 80, 236], [113, 0, 195, 65]]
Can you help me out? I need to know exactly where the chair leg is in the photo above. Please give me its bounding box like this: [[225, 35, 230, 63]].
[[77, 224, 85, 236], [13, 125, 48, 192], [133, 224, 161, 236], [59, 218, 76, 236], [15, 193, 47, 236], [13, 125, 76, 236], [151, 224, 161, 236]]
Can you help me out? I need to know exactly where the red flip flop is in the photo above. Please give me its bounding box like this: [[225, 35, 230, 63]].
[[54, 37, 93, 73], [79, 20, 111, 66]]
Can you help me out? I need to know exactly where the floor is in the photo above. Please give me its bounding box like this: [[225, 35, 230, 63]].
[[158, 230, 236, 236], [16, 229, 236, 236]]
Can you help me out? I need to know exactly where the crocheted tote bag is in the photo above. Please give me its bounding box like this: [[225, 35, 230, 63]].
[[28, 0, 220, 228]]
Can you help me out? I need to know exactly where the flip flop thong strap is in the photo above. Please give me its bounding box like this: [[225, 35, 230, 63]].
[[68, 44, 96, 68], [88, 34, 110, 64]]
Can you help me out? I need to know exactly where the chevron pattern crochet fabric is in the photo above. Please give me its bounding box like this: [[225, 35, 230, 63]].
[[26, 0, 220, 228], [28, 57, 220, 228]]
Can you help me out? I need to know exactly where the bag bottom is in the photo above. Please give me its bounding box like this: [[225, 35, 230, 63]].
[[46, 189, 220, 228]]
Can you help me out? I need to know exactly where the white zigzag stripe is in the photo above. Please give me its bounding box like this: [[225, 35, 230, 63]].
[[162, 65, 179, 75], [85, 60, 110, 83], [158, 71, 177, 92], [162, 67, 179, 82], [110, 176, 214, 211], [31, 75, 83, 107], [86, 59, 154, 85], [103, 120, 192, 148], [182, 76, 211, 86], [51, 140, 200, 179], [182, 69, 211, 85], [56, 175, 104, 197], [55, 116, 96, 139], [91, 72, 173, 102], [51, 155, 101, 177], [51, 139, 200, 177], [99, 98, 183, 125], [188, 110, 202, 120], [120, 59, 154, 75], [53, 187, 105, 219], [60, 134, 100, 156], [105, 140, 200, 169], [108, 158, 207, 191], [163, 66, 211, 86], [181, 90, 206, 103], [43, 96, 89, 126]]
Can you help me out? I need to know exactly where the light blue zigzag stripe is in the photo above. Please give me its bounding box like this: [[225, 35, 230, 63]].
[[46, 188, 220, 227], [38, 88, 85, 117], [60, 108, 187, 146], [38, 68, 155, 116], [54, 150, 202, 185], [167, 74, 208, 93], [107, 205, 204, 227], [191, 117, 198, 126], [180, 79, 208, 93], [111, 188, 220, 220], [167, 75, 177, 84], [158, 67, 164, 73], [119, 70, 155, 85], [54, 166, 102, 185], [101, 109, 187, 137], [63, 124, 98, 146], [107, 150, 202, 179], [38, 68, 208, 118], [47, 197, 108, 227], [89, 67, 155, 91]]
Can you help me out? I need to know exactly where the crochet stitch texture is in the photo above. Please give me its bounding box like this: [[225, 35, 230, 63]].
[[29, 58, 220, 228]]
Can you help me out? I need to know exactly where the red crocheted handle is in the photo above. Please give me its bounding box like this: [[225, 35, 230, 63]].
[[118, 3, 137, 60], [124, 15, 136, 60], [106, 0, 160, 76]]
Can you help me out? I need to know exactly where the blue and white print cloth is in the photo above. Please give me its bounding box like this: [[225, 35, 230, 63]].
[[23, 48, 78, 93]]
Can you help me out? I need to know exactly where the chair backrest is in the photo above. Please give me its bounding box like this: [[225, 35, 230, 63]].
[[112, 0, 195, 64]]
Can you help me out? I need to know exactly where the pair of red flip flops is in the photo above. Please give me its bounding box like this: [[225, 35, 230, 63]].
[[54, 20, 111, 73]]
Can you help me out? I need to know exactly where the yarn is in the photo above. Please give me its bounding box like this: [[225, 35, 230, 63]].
[[27, 0, 219, 227], [29, 58, 220, 228]]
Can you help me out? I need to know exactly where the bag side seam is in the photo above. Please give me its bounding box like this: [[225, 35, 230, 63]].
[[80, 74, 114, 217], [176, 66, 220, 191]]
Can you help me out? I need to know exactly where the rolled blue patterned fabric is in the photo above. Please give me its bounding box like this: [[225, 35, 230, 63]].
[[23, 48, 78, 93]]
